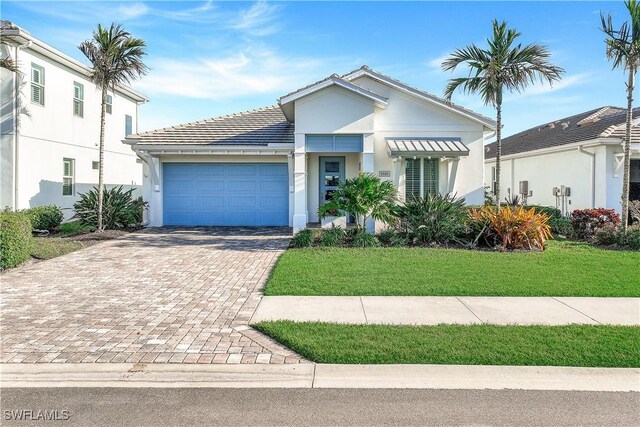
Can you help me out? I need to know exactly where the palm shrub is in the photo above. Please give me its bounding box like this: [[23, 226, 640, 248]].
[[469, 206, 552, 250], [290, 229, 313, 248], [395, 193, 467, 245], [73, 186, 147, 230], [318, 226, 345, 247], [349, 229, 380, 248], [318, 172, 397, 231], [0, 210, 32, 269], [24, 205, 63, 232]]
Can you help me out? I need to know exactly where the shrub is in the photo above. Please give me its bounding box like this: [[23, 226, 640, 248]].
[[593, 223, 620, 246], [619, 225, 640, 250], [395, 193, 467, 245], [376, 229, 409, 247], [469, 206, 552, 250], [318, 226, 345, 247], [548, 216, 573, 237], [318, 172, 397, 231], [290, 229, 313, 248], [24, 205, 63, 231], [629, 200, 640, 225], [0, 211, 32, 269], [527, 205, 562, 219], [350, 230, 379, 248], [571, 208, 621, 240], [73, 186, 147, 230]]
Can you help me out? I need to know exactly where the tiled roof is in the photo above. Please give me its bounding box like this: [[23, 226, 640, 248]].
[[128, 106, 293, 146], [485, 106, 640, 159]]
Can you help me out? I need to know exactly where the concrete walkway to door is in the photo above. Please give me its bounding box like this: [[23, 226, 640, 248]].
[[1, 227, 306, 365], [251, 296, 640, 326]]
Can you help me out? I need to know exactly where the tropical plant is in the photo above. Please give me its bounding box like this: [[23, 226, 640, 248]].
[[395, 193, 468, 244], [79, 23, 148, 231], [593, 223, 621, 246], [290, 229, 313, 248], [0, 21, 19, 72], [469, 206, 552, 250], [629, 200, 640, 224], [349, 229, 380, 248], [318, 172, 397, 231], [73, 186, 147, 230], [601, 1, 640, 233], [504, 194, 521, 206], [619, 224, 640, 249], [376, 229, 409, 247], [318, 226, 345, 247], [24, 205, 63, 232], [570, 208, 621, 240], [442, 20, 564, 208]]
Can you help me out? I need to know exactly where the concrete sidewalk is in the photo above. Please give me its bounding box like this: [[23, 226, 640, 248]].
[[251, 296, 640, 326]]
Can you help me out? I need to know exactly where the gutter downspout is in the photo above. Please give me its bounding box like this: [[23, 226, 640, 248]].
[[12, 40, 32, 210], [578, 146, 596, 208]]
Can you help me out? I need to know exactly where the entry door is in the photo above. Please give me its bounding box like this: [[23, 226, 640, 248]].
[[319, 156, 345, 207]]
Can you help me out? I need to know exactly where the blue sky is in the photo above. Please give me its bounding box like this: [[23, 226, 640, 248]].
[[3, 1, 633, 136]]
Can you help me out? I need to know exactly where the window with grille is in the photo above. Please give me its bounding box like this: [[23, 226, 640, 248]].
[[31, 63, 45, 105], [106, 94, 113, 114], [73, 82, 84, 117], [125, 114, 133, 136], [63, 158, 75, 196], [405, 158, 440, 199]]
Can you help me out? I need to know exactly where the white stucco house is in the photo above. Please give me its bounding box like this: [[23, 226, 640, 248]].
[[484, 106, 640, 215], [0, 22, 148, 218], [125, 66, 496, 231]]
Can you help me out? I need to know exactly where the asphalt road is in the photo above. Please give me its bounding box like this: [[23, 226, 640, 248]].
[[1, 388, 638, 426]]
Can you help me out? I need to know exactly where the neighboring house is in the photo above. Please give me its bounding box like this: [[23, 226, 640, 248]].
[[0, 22, 148, 218], [125, 66, 496, 231], [484, 106, 640, 215]]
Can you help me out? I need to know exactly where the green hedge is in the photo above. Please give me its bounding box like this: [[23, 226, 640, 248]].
[[0, 211, 33, 269], [24, 205, 63, 231]]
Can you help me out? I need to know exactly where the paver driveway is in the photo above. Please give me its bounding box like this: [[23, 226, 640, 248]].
[[1, 228, 305, 364]]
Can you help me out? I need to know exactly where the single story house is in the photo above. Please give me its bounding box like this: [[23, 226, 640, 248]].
[[124, 66, 496, 231], [484, 106, 640, 215], [1, 22, 147, 217]]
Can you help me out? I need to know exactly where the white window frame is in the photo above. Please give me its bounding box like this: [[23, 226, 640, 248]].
[[73, 82, 84, 117], [31, 63, 45, 106], [106, 94, 113, 114], [63, 158, 75, 196], [125, 114, 133, 136]]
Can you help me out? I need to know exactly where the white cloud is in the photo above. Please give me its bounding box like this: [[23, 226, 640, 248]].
[[118, 3, 150, 20], [426, 53, 450, 71], [134, 47, 350, 101], [230, 1, 282, 36]]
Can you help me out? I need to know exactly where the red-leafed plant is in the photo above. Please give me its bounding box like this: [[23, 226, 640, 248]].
[[570, 208, 621, 239], [469, 206, 552, 250]]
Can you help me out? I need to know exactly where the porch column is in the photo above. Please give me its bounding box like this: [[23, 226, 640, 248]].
[[362, 133, 376, 232], [293, 133, 307, 232], [149, 157, 163, 227], [287, 152, 294, 227]]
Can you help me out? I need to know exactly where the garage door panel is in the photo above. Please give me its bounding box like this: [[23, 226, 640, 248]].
[[163, 163, 288, 226]]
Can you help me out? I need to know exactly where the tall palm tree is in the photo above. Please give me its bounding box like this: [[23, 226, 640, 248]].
[[1, 21, 19, 72], [79, 23, 147, 231], [442, 20, 564, 208], [601, 1, 640, 233]]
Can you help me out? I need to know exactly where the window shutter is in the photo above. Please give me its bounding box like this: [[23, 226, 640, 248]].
[[74, 85, 80, 99], [63, 160, 71, 176], [424, 159, 439, 196], [32, 68, 40, 83], [405, 159, 420, 200], [31, 85, 42, 104]]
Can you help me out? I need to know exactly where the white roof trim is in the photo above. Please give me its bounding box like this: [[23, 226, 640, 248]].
[[278, 76, 388, 107], [386, 138, 469, 157], [343, 67, 496, 130]]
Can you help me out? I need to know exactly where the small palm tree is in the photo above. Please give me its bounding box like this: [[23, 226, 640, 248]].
[[1, 21, 19, 72], [601, 1, 640, 233], [442, 20, 564, 208], [79, 23, 147, 231]]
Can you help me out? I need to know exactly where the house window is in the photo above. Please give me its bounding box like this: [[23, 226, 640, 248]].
[[106, 94, 113, 114], [405, 158, 440, 200], [63, 158, 75, 196], [73, 82, 84, 117], [491, 166, 497, 194], [31, 63, 45, 105], [92, 161, 100, 170], [125, 114, 133, 136]]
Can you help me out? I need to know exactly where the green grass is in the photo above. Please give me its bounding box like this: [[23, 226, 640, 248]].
[[254, 322, 640, 367], [31, 237, 85, 260], [265, 240, 640, 297], [59, 221, 94, 236]]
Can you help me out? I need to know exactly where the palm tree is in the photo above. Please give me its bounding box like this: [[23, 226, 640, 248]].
[[442, 19, 564, 208], [79, 23, 147, 231], [601, 1, 640, 233], [1, 21, 19, 72]]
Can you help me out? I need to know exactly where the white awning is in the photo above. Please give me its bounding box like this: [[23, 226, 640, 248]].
[[386, 138, 469, 157]]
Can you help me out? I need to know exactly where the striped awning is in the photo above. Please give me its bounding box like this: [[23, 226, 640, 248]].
[[386, 138, 469, 157]]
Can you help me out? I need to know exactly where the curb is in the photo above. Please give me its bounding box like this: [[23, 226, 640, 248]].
[[2, 363, 638, 391]]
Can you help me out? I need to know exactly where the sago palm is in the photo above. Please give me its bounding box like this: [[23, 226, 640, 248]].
[[79, 23, 147, 231], [601, 0, 640, 233], [442, 19, 563, 208]]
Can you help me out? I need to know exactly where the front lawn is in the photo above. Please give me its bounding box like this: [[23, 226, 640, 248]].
[[31, 237, 86, 260], [265, 240, 640, 297], [254, 322, 640, 367]]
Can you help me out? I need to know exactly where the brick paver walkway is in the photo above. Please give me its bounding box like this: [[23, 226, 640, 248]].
[[1, 228, 305, 364]]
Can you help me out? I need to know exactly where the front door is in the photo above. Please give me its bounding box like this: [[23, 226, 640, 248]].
[[319, 156, 345, 209]]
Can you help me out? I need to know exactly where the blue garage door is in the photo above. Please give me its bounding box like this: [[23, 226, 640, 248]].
[[163, 163, 289, 226]]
